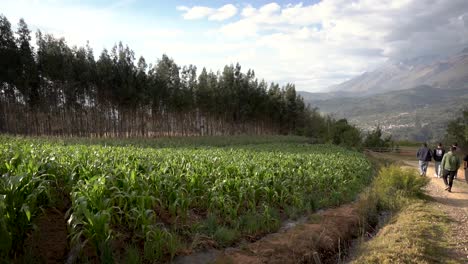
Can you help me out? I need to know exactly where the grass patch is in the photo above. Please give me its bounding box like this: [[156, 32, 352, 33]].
[[372, 166, 429, 210], [213, 227, 239, 247], [123, 245, 141, 264], [3, 135, 310, 149], [352, 202, 455, 264], [356, 165, 429, 228], [352, 165, 459, 263]]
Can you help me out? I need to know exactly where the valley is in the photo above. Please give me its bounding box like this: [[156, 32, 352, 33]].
[[300, 49, 468, 141]]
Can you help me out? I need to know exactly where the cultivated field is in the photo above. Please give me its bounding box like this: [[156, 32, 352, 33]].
[[0, 136, 372, 263]]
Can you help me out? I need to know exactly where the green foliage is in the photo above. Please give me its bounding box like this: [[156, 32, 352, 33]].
[[0, 141, 54, 258], [236, 206, 281, 235], [351, 164, 455, 264], [445, 108, 468, 148], [372, 166, 429, 211], [326, 118, 363, 148], [395, 140, 421, 147], [363, 126, 393, 150], [143, 228, 180, 262], [356, 165, 430, 229], [123, 246, 141, 264], [0, 15, 338, 139], [214, 227, 239, 247], [42, 135, 311, 148], [0, 136, 373, 261], [0, 14, 19, 86]]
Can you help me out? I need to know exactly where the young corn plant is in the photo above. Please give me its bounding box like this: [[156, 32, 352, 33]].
[[2, 136, 373, 261], [0, 173, 51, 257]]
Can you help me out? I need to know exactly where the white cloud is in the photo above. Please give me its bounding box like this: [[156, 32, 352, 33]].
[[259, 3, 281, 15], [241, 5, 256, 17], [177, 6, 213, 20], [209, 0, 468, 91], [2, 0, 468, 92], [209, 4, 237, 21], [1, 0, 185, 64], [177, 4, 238, 21], [220, 19, 259, 38]]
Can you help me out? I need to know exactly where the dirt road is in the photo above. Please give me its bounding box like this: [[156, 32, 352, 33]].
[[403, 159, 468, 261]]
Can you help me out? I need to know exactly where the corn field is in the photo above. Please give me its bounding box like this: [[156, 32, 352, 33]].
[[0, 136, 372, 263]]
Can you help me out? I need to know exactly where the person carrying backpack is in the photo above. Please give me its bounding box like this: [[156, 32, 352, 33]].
[[441, 146, 461, 192], [432, 143, 445, 178], [416, 143, 432, 176]]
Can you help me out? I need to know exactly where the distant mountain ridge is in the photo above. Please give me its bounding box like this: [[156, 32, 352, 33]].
[[298, 49, 468, 141], [327, 48, 468, 97], [300, 86, 468, 141]]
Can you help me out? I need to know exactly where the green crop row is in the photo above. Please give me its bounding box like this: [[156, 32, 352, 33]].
[[0, 136, 372, 263]]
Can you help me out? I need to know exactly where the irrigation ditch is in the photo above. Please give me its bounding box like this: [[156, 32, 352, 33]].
[[174, 154, 428, 264], [173, 195, 392, 264], [5, 142, 428, 264]]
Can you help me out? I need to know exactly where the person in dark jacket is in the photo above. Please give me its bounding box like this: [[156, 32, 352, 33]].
[[432, 143, 445, 178], [441, 146, 461, 192], [416, 143, 432, 176]]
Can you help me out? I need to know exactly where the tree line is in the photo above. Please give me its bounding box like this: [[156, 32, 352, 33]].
[[445, 109, 468, 148], [0, 15, 361, 145]]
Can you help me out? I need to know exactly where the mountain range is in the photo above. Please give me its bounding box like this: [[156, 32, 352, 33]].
[[299, 48, 468, 141]]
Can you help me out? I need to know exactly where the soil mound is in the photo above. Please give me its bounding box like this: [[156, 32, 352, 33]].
[[25, 208, 69, 264], [216, 204, 361, 264]]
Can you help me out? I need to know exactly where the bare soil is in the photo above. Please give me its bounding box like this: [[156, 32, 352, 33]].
[[174, 204, 365, 264], [22, 189, 71, 264], [213, 204, 361, 264], [25, 207, 69, 264]]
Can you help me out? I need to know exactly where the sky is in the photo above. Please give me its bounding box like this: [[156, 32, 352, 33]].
[[1, 0, 468, 92]]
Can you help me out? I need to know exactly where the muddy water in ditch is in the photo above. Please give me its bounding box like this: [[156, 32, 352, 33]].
[[173, 216, 310, 264], [173, 204, 371, 264], [340, 211, 392, 263]]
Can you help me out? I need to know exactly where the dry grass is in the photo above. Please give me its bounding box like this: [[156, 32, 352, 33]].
[[351, 164, 461, 263], [352, 202, 459, 264]]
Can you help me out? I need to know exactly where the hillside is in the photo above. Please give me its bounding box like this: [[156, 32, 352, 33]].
[[313, 86, 468, 140], [299, 49, 468, 141], [328, 50, 468, 96], [301, 86, 468, 141]]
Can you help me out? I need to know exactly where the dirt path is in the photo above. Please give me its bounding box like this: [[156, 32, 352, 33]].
[[402, 159, 468, 261]]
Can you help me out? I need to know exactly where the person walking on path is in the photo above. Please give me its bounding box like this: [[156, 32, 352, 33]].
[[441, 146, 461, 192], [416, 143, 432, 176], [432, 143, 445, 178], [464, 153, 468, 183], [452, 143, 458, 179]]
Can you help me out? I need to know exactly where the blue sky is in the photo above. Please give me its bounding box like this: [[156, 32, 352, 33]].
[[2, 0, 468, 92]]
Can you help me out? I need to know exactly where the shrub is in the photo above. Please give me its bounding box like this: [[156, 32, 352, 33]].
[[356, 165, 430, 230], [372, 166, 429, 211]]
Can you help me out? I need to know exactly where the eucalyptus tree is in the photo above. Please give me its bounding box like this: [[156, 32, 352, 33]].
[[0, 14, 360, 141], [15, 18, 39, 107], [0, 15, 18, 98]]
